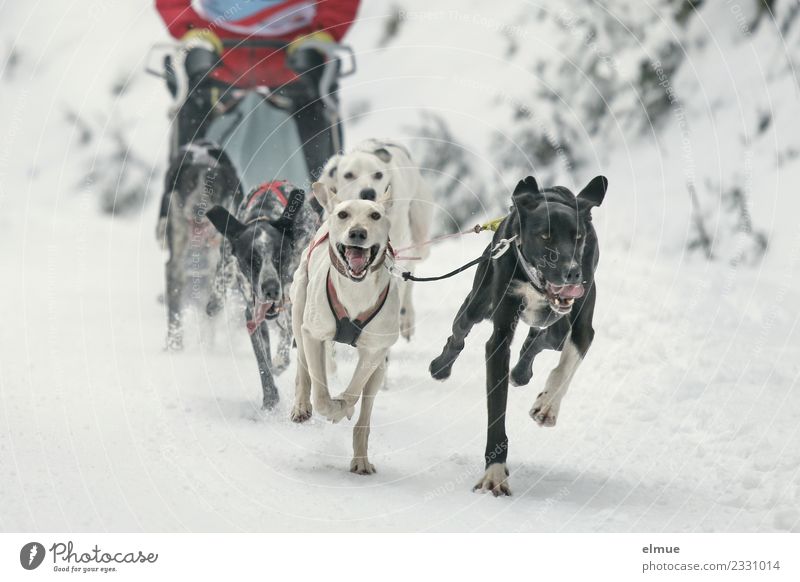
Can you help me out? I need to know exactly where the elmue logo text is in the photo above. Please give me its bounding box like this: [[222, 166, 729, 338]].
[[20, 542, 46, 570]]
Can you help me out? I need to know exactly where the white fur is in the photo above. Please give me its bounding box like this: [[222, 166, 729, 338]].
[[321, 139, 433, 339], [512, 281, 551, 328], [474, 463, 510, 496], [290, 190, 400, 473], [530, 336, 583, 427]]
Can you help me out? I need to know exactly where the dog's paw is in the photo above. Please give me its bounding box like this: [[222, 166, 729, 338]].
[[325, 398, 355, 423], [530, 392, 560, 427], [272, 350, 291, 376], [165, 333, 183, 352], [290, 402, 312, 423], [473, 463, 511, 497], [510, 361, 533, 387], [429, 354, 453, 381], [261, 392, 280, 411], [350, 457, 376, 475]]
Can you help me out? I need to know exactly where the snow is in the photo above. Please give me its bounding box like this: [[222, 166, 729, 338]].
[[1, 1, 799, 532]]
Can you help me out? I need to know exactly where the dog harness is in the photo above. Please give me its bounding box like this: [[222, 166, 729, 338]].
[[305, 232, 392, 346], [244, 180, 289, 211], [325, 271, 391, 347]]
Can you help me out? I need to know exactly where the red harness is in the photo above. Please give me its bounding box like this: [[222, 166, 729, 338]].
[[245, 180, 289, 211]]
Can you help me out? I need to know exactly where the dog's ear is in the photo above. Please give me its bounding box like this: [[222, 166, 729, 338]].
[[373, 147, 392, 163], [511, 176, 541, 214], [323, 154, 342, 182], [512, 176, 539, 198], [312, 181, 339, 213], [377, 184, 394, 211], [319, 154, 342, 195], [206, 205, 246, 241], [272, 188, 306, 230], [578, 176, 608, 209], [163, 158, 183, 194]]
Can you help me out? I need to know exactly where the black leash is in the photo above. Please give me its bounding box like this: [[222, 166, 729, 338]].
[[393, 236, 519, 283], [400, 254, 489, 282]]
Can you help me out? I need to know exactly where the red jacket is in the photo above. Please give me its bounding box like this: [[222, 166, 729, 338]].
[[155, 0, 360, 88]]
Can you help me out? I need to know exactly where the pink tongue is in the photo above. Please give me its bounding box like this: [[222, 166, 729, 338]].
[[345, 247, 368, 273], [558, 284, 584, 299], [255, 302, 273, 321]]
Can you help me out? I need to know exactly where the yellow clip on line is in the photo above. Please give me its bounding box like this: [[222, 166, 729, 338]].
[[478, 216, 506, 232]]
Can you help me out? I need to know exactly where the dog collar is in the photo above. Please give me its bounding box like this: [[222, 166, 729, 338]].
[[326, 270, 391, 347], [513, 242, 547, 292]]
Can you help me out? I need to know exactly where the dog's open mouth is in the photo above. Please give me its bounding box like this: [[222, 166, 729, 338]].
[[254, 301, 281, 322], [336, 244, 380, 281], [544, 282, 584, 314]]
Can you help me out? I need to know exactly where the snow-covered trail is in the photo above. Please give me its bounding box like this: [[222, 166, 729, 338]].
[[1, 190, 798, 533]]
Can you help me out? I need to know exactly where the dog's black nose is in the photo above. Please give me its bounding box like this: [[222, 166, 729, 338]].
[[359, 188, 376, 201], [563, 265, 582, 284], [348, 227, 368, 242], [261, 281, 280, 301]]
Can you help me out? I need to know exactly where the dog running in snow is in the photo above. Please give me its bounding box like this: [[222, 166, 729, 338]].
[[429, 175, 608, 495], [205, 181, 318, 409], [290, 181, 400, 474], [321, 139, 433, 340], [158, 140, 242, 351]]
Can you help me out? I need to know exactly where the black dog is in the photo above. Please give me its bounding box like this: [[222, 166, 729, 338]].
[[205, 181, 318, 409], [429, 175, 607, 495], [159, 140, 242, 351]]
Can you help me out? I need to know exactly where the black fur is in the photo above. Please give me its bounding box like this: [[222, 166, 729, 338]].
[[429, 175, 607, 491], [162, 140, 242, 351], [206, 183, 318, 409]]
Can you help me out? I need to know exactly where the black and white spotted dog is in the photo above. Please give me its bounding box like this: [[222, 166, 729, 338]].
[[430, 175, 608, 495], [205, 181, 318, 409], [158, 140, 242, 351]]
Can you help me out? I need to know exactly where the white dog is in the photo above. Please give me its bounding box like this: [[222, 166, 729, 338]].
[[290, 182, 400, 474], [320, 139, 432, 340]]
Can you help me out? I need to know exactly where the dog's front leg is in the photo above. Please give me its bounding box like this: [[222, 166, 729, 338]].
[[304, 331, 334, 418], [530, 326, 593, 427], [399, 280, 415, 341], [511, 327, 555, 387], [474, 306, 517, 496], [531, 289, 595, 427], [272, 310, 292, 376], [328, 349, 385, 423], [165, 222, 187, 351], [206, 239, 233, 317], [350, 356, 386, 475], [290, 279, 312, 422], [247, 310, 279, 409], [429, 281, 489, 380]]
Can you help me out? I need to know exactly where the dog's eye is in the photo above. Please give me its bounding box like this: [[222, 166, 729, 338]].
[[337, 210, 349, 220], [344, 172, 355, 180], [576, 233, 583, 240], [370, 211, 381, 221], [541, 233, 550, 240], [373, 172, 383, 180]]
